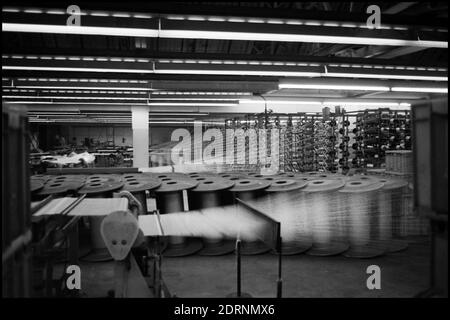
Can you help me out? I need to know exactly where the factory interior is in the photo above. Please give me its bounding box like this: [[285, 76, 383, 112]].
[[2, 1, 448, 300]]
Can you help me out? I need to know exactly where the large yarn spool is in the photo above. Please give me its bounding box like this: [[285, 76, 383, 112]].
[[121, 174, 161, 215], [261, 178, 311, 255], [227, 178, 271, 255], [77, 175, 124, 262], [374, 176, 409, 252], [404, 182, 417, 237], [120, 174, 161, 267], [339, 177, 385, 258], [153, 173, 203, 257], [188, 174, 236, 256], [301, 178, 349, 256]]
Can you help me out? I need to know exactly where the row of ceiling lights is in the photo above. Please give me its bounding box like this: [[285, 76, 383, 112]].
[[4, 89, 148, 94], [28, 115, 225, 125], [2, 55, 447, 72], [277, 84, 447, 93], [3, 88, 252, 96], [5, 77, 150, 84], [3, 76, 447, 95], [27, 112, 210, 116], [3, 65, 447, 82], [2, 65, 447, 81], [4, 7, 442, 32], [3, 10, 446, 109], [7, 98, 412, 108], [3, 84, 447, 94], [28, 119, 223, 125]]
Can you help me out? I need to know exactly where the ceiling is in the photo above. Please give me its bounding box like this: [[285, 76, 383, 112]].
[[2, 1, 448, 124]]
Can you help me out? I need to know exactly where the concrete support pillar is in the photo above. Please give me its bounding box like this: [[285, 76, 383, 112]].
[[131, 106, 149, 168]]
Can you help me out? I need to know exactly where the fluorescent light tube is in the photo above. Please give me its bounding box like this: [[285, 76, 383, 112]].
[[322, 101, 411, 107], [2, 23, 158, 37], [149, 113, 209, 116], [150, 98, 239, 101], [241, 99, 412, 108], [5, 101, 54, 104], [326, 72, 448, 81], [16, 86, 155, 91], [5, 101, 149, 105], [3, 95, 147, 100], [240, 99, 322, 105], [391, 87, 448, 93], [149, 121, 192, 124], [147, 102, 238, 107], [155, 69, 321, 77], [2, 66, 154, 73], [159, 30, 448, 48]]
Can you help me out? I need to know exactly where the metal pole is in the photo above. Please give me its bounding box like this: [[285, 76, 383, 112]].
[[157, 237, 163, 297], [236, 239, 241, 297], [277, 235, 283, 298]]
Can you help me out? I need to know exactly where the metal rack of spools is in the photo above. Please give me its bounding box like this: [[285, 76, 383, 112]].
[[352, 109, 412, 170], [223, 108, 412, 174], [226, 111, 344, 173]]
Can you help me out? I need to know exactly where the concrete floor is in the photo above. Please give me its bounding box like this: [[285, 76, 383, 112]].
[[72, 236, 430, 298]]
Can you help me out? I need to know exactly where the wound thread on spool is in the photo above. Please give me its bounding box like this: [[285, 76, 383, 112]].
[[374, 176, 409, 253], [260, 177, 309, 255], [339, 176, 385, 259], [301, 178, 349, 256], [119, 174, 162, 263], [121, 174, 161, 215], [227, 178, 272, 255], [153, 173, 203, 257], [188, 175, 236, 256]]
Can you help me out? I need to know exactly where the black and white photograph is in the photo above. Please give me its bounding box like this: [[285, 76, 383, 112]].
[[1, 0, 448, 309]]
